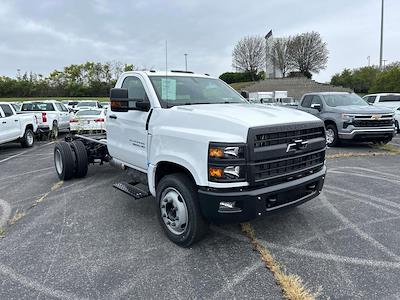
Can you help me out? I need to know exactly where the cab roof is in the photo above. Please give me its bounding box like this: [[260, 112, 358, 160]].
[[121, 70, 215, 79]]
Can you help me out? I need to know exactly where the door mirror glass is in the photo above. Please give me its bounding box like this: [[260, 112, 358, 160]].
[[311, 103, 322, 111]]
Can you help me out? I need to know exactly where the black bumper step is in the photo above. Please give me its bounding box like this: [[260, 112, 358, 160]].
[[113, 181, 150, 199]]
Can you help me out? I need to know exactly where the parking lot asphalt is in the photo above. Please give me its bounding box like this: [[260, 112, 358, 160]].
[[0, 135, 400, 299]]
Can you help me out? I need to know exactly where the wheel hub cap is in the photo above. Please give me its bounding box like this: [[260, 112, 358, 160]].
[[326, 129, 334, 144], [160, 188, 188, 235]]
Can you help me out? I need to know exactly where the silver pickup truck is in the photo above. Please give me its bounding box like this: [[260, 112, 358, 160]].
[[298, 92, 396, 146]]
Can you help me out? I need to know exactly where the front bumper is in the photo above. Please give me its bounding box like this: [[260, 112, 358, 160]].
[[338, 127, 395, 140], [198, 165, 326, 223]]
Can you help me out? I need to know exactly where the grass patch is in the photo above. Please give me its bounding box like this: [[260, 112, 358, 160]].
[[229, 81, 253, 91], [31, 181, 63, 208], [9, 210, 26, 225], [0, 97, 109, 102], [241, 223, 319, 300], [0, 227, 5, 239], [372, 143, 400, 155]]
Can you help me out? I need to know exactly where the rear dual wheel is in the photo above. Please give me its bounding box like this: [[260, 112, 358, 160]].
[[54, 140, 88, 180]]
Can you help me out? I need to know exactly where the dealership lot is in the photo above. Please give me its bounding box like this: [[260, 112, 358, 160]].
[[0, 136, 400, 299]]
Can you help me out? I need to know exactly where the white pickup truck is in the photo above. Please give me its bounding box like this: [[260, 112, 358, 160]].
[[0, 102, 38, 147], [363, 93, 400, 109], [53, 71, 327, 247], [20, 100, 71, 137]]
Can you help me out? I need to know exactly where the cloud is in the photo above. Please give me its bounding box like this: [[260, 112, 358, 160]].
[[0, 0, 399, 83]]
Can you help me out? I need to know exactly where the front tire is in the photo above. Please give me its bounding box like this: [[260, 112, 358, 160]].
[[396, 120, 399, 134], [20, 128, 34, 148], [326, 124, 340, 147], [156, 173, 208, 247], [54, 141, 75, 180]]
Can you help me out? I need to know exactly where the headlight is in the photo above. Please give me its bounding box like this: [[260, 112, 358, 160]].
[[341, 113, 354, 121], [208, 143, 246, 182]]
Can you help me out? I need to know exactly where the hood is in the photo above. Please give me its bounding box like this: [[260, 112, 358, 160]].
[[174, 103, 321, 127], [329, 105, 394, 114], [151, 103, 323, 144]]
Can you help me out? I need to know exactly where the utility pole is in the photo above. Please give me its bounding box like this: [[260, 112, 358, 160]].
[[383, 59, 387, 69], [367, 56, 371, 66], [379, 0, 384, 69], [265, 30, 272, 78], [184, 53, 188, 72]]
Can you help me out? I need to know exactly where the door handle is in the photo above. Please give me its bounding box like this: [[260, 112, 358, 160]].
[[109, 115, 117, 119], [2, 121, 6, 124], [15, 119, 19, 122]]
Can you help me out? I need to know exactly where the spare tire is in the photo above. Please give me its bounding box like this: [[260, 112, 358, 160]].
[[54, 141, 75, 180], [71, 140, 88, 178]]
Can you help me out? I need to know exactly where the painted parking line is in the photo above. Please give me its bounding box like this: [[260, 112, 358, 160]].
[[0, 141, 54, 164], [0, 199, 11, 227]]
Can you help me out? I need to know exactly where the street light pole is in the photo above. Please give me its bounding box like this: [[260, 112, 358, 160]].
[[184, 53, 188, 72], [379, 0, 384, 69], [367, 56, 370, 66]]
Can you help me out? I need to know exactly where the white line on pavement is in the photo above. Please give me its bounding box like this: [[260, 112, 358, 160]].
[[0, 141, 54, 164], [0, 199, 11, 227]]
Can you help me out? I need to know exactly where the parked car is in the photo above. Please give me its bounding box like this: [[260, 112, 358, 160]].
[[75, 100, 102, 111], [395, 107, 400, 133], [53, 70, 327, 247], [363, 93, 400, 110], [70, 109, 106, 133], [99, 101, 110, 109], [19, 100, 70, 138], [298, 92, 395, 146], [61, 100, 80, 110], [0, 102, 38, 147]]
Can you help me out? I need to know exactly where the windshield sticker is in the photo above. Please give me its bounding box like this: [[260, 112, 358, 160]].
[[161, 78, 176, 100]]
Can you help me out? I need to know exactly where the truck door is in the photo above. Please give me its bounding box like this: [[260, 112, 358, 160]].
[[0, 104, 19, 141], [107, 75, 151, 171]]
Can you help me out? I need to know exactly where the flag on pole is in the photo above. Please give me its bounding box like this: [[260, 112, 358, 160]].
[[265, 30, 273, 39]]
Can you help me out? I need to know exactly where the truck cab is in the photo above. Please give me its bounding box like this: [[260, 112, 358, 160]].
[[54, 71, 327, 247]]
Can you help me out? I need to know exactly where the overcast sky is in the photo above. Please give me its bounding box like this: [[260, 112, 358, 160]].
[[0, 0, 399, 82]]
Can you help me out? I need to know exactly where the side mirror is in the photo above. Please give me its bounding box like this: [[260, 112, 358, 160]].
[[110, 88, 129, 112], [240, 90, 249, 99], [311, 103, 322, 111]]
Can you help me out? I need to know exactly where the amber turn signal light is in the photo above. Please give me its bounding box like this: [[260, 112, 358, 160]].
[[209, 167, 223, 178], [209, 147, 223, 158]]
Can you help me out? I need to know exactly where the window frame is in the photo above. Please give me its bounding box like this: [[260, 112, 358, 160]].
[[0, 104, 14, 117]]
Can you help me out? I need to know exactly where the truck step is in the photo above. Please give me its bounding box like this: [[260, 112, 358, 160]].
[[113, 181, 150, 199]]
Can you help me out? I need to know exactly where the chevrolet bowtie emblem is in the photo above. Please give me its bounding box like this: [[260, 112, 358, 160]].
[[371, 114, 382, 120], [286, 139, 308, 152]]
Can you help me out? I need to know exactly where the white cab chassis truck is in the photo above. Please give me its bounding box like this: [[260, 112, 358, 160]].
[[53, 71, 327, 247]]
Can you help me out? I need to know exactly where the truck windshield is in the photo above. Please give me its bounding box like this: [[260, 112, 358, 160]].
[[323, 94, 369, 107], [148, 76, 246, 107]]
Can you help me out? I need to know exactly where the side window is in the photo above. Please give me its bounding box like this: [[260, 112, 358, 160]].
[[0, 104, 13, 117], [0, 107, 3, 118], [60, 104, 69, 112], [301, 95, 313, 108], [366, 96, 376, 104], [311, 96, 323, 106], [122, 76, 149, 101], [55, 103, 63, 111]]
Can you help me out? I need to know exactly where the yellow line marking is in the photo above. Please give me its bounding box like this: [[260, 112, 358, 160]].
[[241, 223, 320, 300]]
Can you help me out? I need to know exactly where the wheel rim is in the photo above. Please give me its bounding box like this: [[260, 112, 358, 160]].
[[160, 187, 188, 235], [55, 149, 63, 175], [27, 131, 34, 145], [326, 129, 335, 145]]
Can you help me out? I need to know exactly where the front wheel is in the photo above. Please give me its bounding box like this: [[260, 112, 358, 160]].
[[156, 173, 208, 247], [396, 120, 399, 133], [326, 124, 340, 147]]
